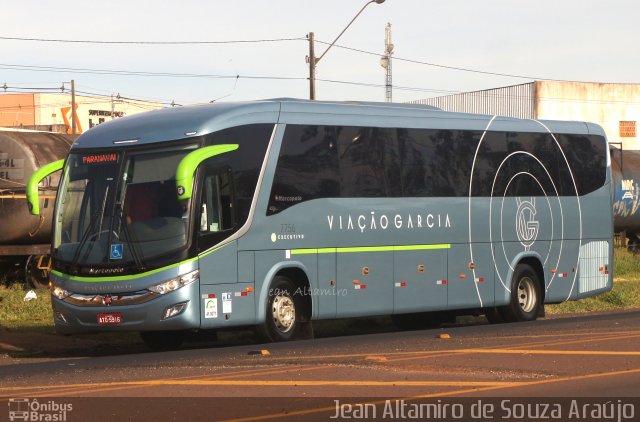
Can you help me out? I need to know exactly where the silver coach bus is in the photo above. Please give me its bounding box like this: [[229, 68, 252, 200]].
[[27, 99, 613, 349]]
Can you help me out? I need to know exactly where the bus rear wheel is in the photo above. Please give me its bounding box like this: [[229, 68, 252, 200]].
[[500, 263, 542, 322], [257, 276, 305, 342], [140, 330, 186, 351]]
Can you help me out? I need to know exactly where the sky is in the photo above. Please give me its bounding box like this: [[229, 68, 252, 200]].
[[1, 0, 639, 106]]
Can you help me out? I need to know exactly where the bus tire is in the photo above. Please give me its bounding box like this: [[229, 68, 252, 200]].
[[257, 276, 304, 342], [140, 330, 186, 351], [500, 263, 542, 323]]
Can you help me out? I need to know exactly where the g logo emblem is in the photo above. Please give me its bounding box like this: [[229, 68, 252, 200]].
[[516, 197, 539, 251], [177, 186, 185, 196]]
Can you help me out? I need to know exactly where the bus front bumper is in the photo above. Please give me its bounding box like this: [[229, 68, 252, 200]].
[[51, 282, 200, 334]]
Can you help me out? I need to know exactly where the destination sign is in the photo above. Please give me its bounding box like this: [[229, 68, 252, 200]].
[[82, 153, 119, 165]]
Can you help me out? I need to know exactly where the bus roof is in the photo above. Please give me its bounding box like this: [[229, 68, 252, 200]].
[[71, 99, 606, 150]]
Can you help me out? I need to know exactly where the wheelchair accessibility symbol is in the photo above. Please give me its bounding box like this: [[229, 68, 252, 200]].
[[110, 244, 124, 260]]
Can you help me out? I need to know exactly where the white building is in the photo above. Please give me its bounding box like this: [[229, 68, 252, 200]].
[[412, 81, 640, 150]]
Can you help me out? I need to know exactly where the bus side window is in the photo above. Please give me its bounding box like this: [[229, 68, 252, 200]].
[[200, 167, 236, 234]]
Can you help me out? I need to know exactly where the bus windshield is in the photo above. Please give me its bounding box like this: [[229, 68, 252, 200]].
[[53, 146, 196, 270]]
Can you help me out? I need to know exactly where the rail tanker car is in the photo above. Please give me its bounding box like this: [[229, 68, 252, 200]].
[[0, 129, 75, 285], [611, 147, 640, 251]]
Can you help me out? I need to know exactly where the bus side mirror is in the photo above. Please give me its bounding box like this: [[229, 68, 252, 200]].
[[175, 144, 239, 200], [27, 159, 65, 216]]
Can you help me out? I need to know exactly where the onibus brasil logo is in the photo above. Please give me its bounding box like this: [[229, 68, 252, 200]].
[[516, 197, 539, 251], [8, 398, 73, 421]]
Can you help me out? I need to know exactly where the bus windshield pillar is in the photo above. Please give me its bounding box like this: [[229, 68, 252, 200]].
[[175, 144, 239, 200]]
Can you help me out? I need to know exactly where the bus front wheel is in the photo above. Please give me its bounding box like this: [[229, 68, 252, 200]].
[[257, 276, 305, 342], [500, 263, 543, 322]]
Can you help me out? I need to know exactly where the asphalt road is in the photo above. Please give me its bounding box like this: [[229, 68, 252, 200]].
[[1, 310, 640, 421]]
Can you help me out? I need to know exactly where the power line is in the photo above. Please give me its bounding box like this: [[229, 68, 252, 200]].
[[76, 83, 190, 105], [4, 33, 636, 85], [1, 34, 604, 83], [0, 63, 307, 81], [315, 40, 640, 84], [4, 68, 640, 108], [0, 35, 307, 45], [316, 78, 458, 95], [314, 39, 541, 81], [4, 79, 640, 108], [0, 82, 224, 109], [1, 83, 63, 91]]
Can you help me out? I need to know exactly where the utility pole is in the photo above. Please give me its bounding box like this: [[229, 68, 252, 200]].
[[70, 79, 77, 134], [308, 32, 316, 100], [379, 23, 394, 102], [307, 0, 385, 100]]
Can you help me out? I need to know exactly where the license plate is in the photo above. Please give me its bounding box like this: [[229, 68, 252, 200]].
[[97, 313, 123, 325]]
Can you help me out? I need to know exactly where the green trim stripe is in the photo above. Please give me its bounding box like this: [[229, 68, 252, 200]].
[[393, 244, 451, 251], [291, 244, 451, 255], [52, 243, 448, 283], [51, 256, 199, 283]]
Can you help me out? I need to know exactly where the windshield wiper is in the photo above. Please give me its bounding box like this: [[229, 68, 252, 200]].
[[69, 185, 110, 274]]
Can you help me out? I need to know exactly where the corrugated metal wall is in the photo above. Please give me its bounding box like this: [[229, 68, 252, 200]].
[[411, 82, 536, 119]]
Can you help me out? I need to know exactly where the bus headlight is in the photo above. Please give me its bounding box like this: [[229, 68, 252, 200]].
[[148, 270, 199, 295], [51, 284, 71, 300]]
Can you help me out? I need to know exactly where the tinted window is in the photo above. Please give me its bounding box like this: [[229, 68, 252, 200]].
[[556, 134, 606, 195], [267, 125, 606, 215], [400, 129, 481, 197], [473, 131, 563, 197], [337, 127, 401, 197], [472, 132, 606, 197], [268, 125, 339, 215]]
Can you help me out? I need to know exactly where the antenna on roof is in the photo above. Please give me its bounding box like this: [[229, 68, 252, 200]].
[[379, 22, 394, 103]]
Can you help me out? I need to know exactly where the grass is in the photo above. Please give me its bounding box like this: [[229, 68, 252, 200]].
[[0, 249, 638, 332], [546, 280, 640, 314], [0, 284, 54, 331], [547, 248, 640, 314], [610, 247, 640, 279]]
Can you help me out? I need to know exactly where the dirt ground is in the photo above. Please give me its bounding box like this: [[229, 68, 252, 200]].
[[0, 326, 147, 365]]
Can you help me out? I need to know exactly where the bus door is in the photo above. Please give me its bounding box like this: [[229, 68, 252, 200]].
[[197, 167, 254, 327]]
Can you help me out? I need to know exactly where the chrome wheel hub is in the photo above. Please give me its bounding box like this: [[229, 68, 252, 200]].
[[517, 276, 537, 313], [272, 294, 295, 333]]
